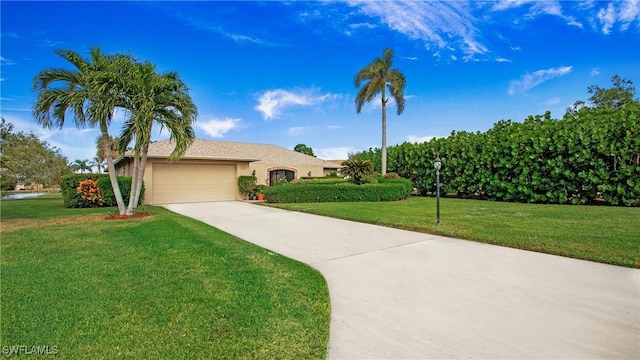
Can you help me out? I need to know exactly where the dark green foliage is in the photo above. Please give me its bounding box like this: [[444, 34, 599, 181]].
[[61, 174, 108, 208], [263, 178, 412, 203], [96, 176, 144, 207], [341, 158, 374, 184], [357, 103, 640, 206], [293, 143, 315, 156], [238, 175, 257, 199], [61, 174, 143, 208]]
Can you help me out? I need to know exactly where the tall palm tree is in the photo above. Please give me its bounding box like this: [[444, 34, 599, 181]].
[[355, 48, 406, 175], [118, 61, 197, 215], [33, 47, 132, 214]]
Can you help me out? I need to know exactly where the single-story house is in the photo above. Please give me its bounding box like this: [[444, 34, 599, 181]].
[[114, 139, 341, 205]]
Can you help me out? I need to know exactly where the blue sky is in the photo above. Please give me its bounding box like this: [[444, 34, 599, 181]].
[[1, 1, 639, 162]]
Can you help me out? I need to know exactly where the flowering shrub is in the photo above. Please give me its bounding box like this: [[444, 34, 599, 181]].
[[76, 179, 103, 206]]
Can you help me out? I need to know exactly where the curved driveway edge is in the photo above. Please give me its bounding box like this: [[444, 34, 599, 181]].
[[164, 201, 640, 359]]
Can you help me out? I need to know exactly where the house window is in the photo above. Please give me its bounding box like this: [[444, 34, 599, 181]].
[[269, 170, 295, 185]]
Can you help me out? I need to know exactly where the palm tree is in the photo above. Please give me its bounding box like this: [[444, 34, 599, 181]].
[[118, 61, 197, 216], [33, 47, 132, 214], [340, 158, 374, 185], [95, 134, 119, 173], [90, 156, 103, 174], [355, 48, 406, 175], [71, 159, 92, 173]]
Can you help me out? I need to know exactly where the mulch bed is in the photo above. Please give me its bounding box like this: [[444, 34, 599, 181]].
[[104, 213, 152, 220]]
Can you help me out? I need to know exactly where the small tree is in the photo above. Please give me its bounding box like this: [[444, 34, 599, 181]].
[[340, 158, 374, 185], [237, 175, 257, 200], [293, 143, 315, 157]]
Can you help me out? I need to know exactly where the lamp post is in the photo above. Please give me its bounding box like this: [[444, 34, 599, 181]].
[[434, 156, 441, 225]]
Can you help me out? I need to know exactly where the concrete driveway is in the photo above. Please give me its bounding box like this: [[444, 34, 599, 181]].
[[164, 201, 640, 359]]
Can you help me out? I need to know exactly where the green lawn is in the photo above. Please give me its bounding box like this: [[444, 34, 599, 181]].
[[269, 197, 640, 268], [1, 195, 330, 359]]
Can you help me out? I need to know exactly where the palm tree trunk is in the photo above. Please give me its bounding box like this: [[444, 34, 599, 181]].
[[101, 130, 126, 215], [381, 90, 387, 175], [131, 147, 148, 211], [125, 155, 141, 216]]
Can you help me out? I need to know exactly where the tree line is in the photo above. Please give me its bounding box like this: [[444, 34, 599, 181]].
[[354, 76, 640, 206]]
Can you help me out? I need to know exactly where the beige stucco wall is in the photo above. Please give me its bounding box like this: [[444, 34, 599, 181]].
[[249, 163, 325, 185]]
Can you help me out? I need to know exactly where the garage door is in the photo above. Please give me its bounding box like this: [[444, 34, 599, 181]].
[[152, 163, 236, 204]]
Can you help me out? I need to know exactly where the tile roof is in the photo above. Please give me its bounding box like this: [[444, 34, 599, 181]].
[[121, 139, 341, 169]]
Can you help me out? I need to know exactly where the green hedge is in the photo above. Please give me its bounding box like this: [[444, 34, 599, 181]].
[[61, 174, 108, 208], [356, 103, 640, 206], [263, 178, 412, 203], [96, 176, 144, 207], [61, 174, 144, 208]]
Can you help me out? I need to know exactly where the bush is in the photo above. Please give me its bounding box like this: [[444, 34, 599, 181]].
[[263, 177, 412, 203], [61, 174, 144, 208], [356, 103, 640, 206], [238, 175, 257, 200], [61, 174, 108, 208], [384, 172, 401, 179], [77, 179, 103, 207], [96, 176, 144, 207], [1, 179, 15, 191]]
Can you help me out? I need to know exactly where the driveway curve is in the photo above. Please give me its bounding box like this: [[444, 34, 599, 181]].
[[164, 201, 639, 359]]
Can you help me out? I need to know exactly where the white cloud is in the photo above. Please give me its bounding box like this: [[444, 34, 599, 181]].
[[0, 56, 15, 65], [508, 66, 573, 95], [348, 0, 487, 58], [598, 3, 617, 34], [619, 0, 640, 30], [591, 68, 601, 76], [350, 22, 377, 29], [544, 97, 562, 106], [195, 118, 240, 138], [255, 88, 337, 120], [492, 1, 582, 28], [316, 147, 354, 160], [496, 57, 512, 62], [407, 135, 436, 144], [1, 32, 18, 38], [327, 125, 343, 129], [595, 0, 640, 34], [287, 126, 308, 136], [402, 56, 418, 61]]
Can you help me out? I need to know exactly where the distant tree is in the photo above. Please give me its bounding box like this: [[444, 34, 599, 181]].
[[71, 159, 93, 173], [0, 118, 69, 188], [33, 47, 133, 214], [566, 75, 638, 116], [355, 48, 406, 175], [340, 158, 374, 185], [293, 143, 315, 156], [90, 156, 104, 174]]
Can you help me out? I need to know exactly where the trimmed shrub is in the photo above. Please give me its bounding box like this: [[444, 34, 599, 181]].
[[61, 174, 144, 208], [263, 177, 412, 203], [356, 103, 640, 206], [96, 176, 144, 207], [61, 174, 108, 208], [238, 175, 257, 199]]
